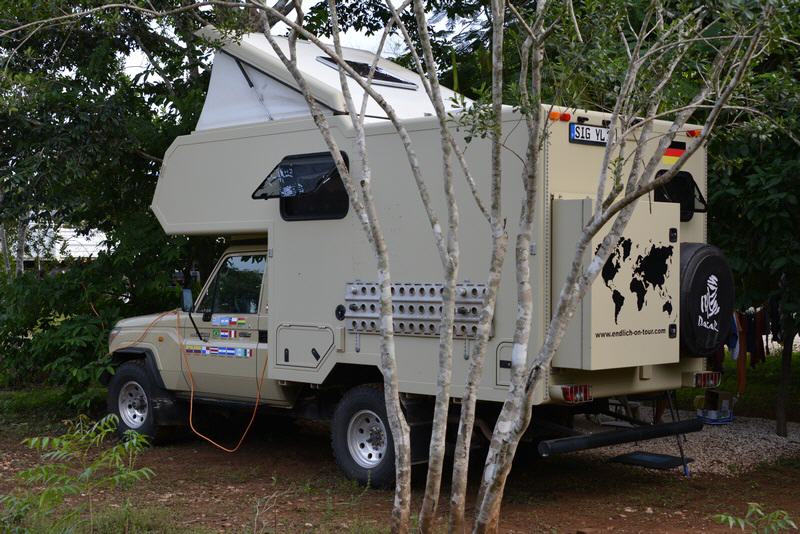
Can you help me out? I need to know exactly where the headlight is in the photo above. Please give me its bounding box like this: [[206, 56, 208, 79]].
[[108, 327, 121, 347]]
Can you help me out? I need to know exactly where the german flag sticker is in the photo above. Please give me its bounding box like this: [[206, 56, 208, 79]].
[[662, 141, 686, 166]]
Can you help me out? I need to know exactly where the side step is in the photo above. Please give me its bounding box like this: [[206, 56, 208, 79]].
[[537, 418, 703, 457]]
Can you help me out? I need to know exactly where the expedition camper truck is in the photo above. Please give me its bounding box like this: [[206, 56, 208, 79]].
[[104, 29, 735, 485]]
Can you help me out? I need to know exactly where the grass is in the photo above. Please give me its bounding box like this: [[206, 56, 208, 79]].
[[92, 504, 216, 534], [676, 351, 799, 421], [0, 387, 78, 436]]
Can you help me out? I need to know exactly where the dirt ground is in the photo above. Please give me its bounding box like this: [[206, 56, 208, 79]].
[[2, 412, 799, 533]]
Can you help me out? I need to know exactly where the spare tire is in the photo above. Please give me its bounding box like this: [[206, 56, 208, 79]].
[[680, 243, 735, 356]]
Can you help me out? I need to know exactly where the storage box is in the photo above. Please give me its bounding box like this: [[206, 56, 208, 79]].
[[697, 389, 734, 424]]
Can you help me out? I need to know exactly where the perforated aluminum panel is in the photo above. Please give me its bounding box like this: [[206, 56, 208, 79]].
[[344, 282, 490, 338]]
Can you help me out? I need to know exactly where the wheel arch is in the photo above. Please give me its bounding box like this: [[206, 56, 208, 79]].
[[100, 347, 167, 390], [321, 363, 384, 390]]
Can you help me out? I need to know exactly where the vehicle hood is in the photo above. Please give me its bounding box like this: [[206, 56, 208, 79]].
[[115, 311, 179, 330]]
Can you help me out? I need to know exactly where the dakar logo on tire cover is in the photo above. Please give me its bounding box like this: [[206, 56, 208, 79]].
[[697, 274, 720, 332]]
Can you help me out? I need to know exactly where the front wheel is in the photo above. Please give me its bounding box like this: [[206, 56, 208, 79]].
[[107, 360, 167, 442], [331, 385, 395, 488]]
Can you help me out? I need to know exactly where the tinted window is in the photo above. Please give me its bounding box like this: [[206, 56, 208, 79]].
[[280, 171, 349, 221], [197, 255, 266, 314], [252, 152, 349, 221], [654, 170, 707, 222]]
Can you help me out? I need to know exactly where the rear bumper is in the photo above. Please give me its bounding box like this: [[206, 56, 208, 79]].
[[537, 418, 703, 457]]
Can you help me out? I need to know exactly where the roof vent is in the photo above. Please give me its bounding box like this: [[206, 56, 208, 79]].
[[315, 56, 418, 90]]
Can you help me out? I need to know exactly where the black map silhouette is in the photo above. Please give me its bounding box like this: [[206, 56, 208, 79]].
[[600, 238, 674, 324]]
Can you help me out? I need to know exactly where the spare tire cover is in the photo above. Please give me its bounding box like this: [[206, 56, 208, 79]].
[[679, 243, 735, 356]]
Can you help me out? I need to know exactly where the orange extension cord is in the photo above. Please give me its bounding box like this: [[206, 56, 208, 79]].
[[174, 311, 269, 452], [112, 309, 268, 453]]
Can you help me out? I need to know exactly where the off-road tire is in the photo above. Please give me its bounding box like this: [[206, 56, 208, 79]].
[[331, 385, 395, 488], [107, 360, 171, 443]]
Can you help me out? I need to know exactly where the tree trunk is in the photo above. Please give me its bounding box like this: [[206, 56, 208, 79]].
[[449, 0, 509, 526], [0, 224, 10, 274], [410, 1, 461, 530], [15, 217, 27, 276], [776, 325, 795, 437], [261, 13, 412, 530], [448, 228, 506, 534]]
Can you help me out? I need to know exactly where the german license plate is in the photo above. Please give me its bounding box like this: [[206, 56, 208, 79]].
[[569, 123, 608, 146]]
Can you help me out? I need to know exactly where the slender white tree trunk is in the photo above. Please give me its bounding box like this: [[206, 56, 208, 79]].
[[409, 2, 461, 531], [447, 227, 506, 533], [15, 216, 27, 276], [448, 1, 508, 531], [261, 3, 414, 529], [0, 225, 10, 275]]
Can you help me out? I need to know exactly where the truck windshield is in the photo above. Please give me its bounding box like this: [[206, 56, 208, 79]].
[[197, 254, 266, 314]]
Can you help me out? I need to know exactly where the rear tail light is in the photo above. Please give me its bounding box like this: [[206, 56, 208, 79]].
[[561, 384, 593, 404], [694, 371, 721, 388]]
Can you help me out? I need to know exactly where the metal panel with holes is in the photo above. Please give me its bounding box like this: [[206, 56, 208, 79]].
[[343, 282, 492, 339]]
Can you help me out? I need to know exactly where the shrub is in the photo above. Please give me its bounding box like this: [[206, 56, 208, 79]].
[[714, 502, 797, 533], [0, 414, 154, 533]]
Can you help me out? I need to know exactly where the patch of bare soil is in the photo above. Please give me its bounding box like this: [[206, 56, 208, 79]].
[[1, 413, 798, 533]]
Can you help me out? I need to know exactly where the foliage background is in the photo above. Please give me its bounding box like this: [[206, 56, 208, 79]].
[[0, 0, 797, 407]]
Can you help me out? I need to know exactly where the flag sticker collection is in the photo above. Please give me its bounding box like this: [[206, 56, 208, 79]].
[[212, 328, 238, 339], [211, 316, 248, 327], [185, 345, 252, 359], [189, 316, 251, 357]]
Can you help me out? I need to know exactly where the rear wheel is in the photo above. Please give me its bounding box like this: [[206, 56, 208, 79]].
[[331, 385, 395, 488]]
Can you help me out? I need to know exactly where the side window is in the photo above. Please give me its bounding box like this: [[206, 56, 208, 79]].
[[197, 255, 266, 314], [252, 152, 349, 221], [654, 170, 707, 222]]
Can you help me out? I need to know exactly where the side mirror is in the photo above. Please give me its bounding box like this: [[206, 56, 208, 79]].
[[181, 288, 194, 313]]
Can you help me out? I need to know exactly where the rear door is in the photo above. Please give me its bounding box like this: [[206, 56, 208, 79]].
[[183, 251, 267, 399]]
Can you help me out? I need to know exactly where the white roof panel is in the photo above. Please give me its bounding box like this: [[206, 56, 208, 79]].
[[196, 26, 467, 128]]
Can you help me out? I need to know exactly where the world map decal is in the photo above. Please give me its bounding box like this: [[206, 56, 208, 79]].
[[600, 237, 675, 324]]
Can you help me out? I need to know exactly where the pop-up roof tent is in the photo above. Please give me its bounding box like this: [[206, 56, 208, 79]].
[[152, 27, 470, 235], [193, 26, 466, 131]]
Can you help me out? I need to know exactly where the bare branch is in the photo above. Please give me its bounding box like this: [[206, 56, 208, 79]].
[[130, 31, 176, 97], [566, 0, 583, 43]]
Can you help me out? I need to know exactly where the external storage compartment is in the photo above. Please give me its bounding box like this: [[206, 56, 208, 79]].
[[276, 324, 334, 369], [551, 198, 681, 370]]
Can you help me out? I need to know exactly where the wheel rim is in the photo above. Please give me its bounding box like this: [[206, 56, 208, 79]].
[[118, 381, 148, 429], [346, 409, 388, 469]]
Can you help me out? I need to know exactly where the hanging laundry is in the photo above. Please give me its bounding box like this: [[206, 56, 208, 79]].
[[712, 315, 740, 372], [733, 311, 747, 395], [751, 307, 769, 368], [768, 295, 782, 344]]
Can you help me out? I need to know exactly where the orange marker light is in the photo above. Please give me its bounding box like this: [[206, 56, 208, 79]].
[[549, 111, 561, 121], [687, 129, 701, 137], [559, 112, 571, 122]]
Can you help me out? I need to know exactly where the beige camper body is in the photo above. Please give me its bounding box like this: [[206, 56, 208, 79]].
[[114, 103, 708, 406], [107, 33, 727, 482]]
